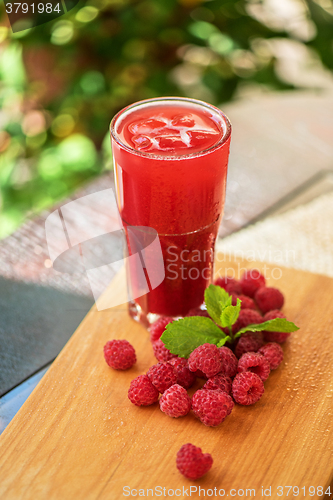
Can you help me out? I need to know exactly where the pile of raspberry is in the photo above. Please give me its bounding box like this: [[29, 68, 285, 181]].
[[104, 269, 292, 480], [141, 270, 288, 414]]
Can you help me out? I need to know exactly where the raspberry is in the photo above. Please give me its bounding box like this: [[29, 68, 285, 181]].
[[258, 342, 284, 370], [214, 275, 237, 289], [237, 309, 263, 330], [232, 308, 263, 335], [232, 294, 256, 310], [149, 317, 174, 342], [232, 372, 264, 405], [203, 374, 232, 394], [147, 362, 177, 393], [265, 309, 285, 320], [192, 389, 234, 426], [169, 357, 196, 389], [263, 310, 290, 343], [240, 269, 266, 298], [188, 343, 222, 378], [194, 369, 208, 379], [186, 308, 210, 318], [215, 277, 242, 295], [235, 332, 264, 358], [218, 346, 238, 378], [159, 384, 192, 417], [128, 375, 159, 406], [237, 352, 270, 381], [255, 287, 284, 314], [176, 443, 213, 480], [103, 339, 136, 370], [152, 338, 177, 362], [225, 281, 242, 295]]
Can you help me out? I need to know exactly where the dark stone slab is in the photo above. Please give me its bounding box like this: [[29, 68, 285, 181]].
[[0, 277, 94, 396]]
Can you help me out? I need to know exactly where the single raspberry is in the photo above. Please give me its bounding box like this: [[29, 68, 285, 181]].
[[231, 294, 256, 310], [188, 343, 222, 378], [128, 374, 159, 406], [103, 339, 136, 370], [258, 342, 284, 370], [237, 309, 263, 330], [264, 309, 285, 320], [186, 307, 210, 318], [169, 357, 196, 389], [263, 310, 290, 343], [218, 346, 238, 378], [232, 372, 264, 405], [255, 287, 284, 314], [147, 362, 177, 393], [159, 384, 192, 417], [235, 331, 264, 358], [215, 276, 242, 295], [237, 352, 270, 381], [203, 374, 232, 394], [215, 275, 237, 289], [152, 338, 177, 362], [225, 281, 242, 295], [149, 317, 174, 342], [232, 308, 263, 334], [192, 389, 234, 426], [176, 443, 213, 480], [240, 269, 266, 298]]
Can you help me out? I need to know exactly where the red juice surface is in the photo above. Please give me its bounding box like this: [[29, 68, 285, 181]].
[[117, 103, 223, 155], [111, 98, 231, 319]]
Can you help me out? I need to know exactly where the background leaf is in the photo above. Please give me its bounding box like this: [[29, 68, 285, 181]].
[[0, 0, 332, 237]]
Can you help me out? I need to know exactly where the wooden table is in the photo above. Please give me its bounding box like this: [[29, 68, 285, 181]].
[[0, 257, 332, 499]]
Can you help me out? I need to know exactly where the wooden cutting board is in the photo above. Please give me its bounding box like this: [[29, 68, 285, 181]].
[[0, 257, 332, 500]]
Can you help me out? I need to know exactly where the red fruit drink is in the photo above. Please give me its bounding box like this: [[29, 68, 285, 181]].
[[110, 98, 231, 325]]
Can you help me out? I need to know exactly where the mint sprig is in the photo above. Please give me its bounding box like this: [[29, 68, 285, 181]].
[[162, 316, 231, 358], [204, 285, 241, 335], [220, 298, 241, 333], [205, 285, 231, 325], [234, 317, 298, 339], [160, 284, 299, 358]]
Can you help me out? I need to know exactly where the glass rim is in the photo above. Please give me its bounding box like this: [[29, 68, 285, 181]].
[[110, 96, 232, 160]]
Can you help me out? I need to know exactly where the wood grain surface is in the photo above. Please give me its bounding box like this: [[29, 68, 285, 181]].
[[0, 257, 332, 500]]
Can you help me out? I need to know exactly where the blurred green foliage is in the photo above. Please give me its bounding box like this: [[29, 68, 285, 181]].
[[0, 0, 332, 238]]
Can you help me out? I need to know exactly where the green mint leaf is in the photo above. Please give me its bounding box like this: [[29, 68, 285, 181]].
[[220, 298, 242, 328], [217, 336, 232, 347], [161, 316, 226, 358], [234, 318, 300, 339], [204, 285, 232, 326], [218, 287, 233, 308]]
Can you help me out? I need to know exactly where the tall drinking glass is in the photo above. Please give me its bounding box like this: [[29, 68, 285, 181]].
[[110, 97, 231, 326]]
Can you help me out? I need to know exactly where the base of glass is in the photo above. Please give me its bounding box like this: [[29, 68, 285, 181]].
[[128, 301, 163, 328]]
